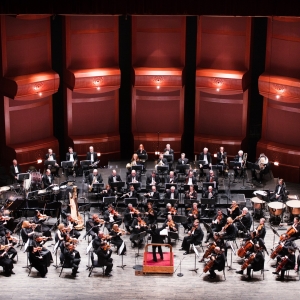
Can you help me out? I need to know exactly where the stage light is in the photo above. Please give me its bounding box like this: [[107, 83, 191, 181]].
[[274, 161, 279, 166], [37, 159, 42, 164], [214, 153, 217, 158], [97, 152, 101, 157], [38, 92, 42, 96], [156, 86, 160, 90], [276, 95, 280, 99], [97, 87, 100, 91], [155, 151, 160, 155], [216, 88, 220, 92]]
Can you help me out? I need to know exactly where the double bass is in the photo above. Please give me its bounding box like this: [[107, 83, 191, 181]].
[[69, 186, 84, 230]]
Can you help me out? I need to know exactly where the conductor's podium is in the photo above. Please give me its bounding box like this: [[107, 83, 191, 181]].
[[143, 244, 174, 274]]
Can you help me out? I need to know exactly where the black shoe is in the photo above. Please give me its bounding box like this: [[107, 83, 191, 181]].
[[104, 273, 112, 277], [208, 274, 216, 279], [11, 271, 15, 275], [12, 259, 17, 264], [183, 252, 189, 255], [236, 270, 243, 274], [160, 257, 164, 260], [272, 272, 279, 275]]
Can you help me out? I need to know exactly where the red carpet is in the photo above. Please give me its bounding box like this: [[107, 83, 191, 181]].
[[144, 252, 173, 267]]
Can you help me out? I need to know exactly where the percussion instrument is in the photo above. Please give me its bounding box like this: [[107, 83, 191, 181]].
[[52, 185, 60, 194], [268, 202, 286, 216], [286, 200, 300, 216], [288, 195, 299, 200], [38, 189, 48, 195], [31, 172, 42, 185], [251, 197, 265, 210], [0, 186, 10, 192], [23, 173, 31, 190]]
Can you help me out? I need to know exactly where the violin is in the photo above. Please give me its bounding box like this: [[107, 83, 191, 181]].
[[130, 208, 140, 215], [101, 243, 111, 251], [192, 209, 198, 216], [35, 236, 49, 243], [95, 217, 105, 224], [110, 209, 119, 217], [169, 207, 177, 215], [33, 246, 43, 253], [138, 220, 147, 227], [167, 220, 177, 231], [234, 213, 244, 221]]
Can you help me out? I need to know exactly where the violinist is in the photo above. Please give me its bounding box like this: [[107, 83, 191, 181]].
[[32, 234, 53, 267], [28, 245, 48, 278], [92, 231, 108, 250], [32, 210, 52, 239], [204, 209, 226, 243], [182, 202, 200, 231], [55, 223, 68, 265], [184, 185, 197, 216], [234, 207, 252, 232], [21, 220, 35, 244], [0, 244, 15, 276], [272, 246, 295, 280], [185, 170, 197, 185], [207, 247, 226, 279], [144, 202, 158, 226], [110, 224, 127, 255], [2, 231, 18, 262], [0, 213, 9, 237], [86, 214, 105, 238], [146, 224, 165, 262], [163, 203, 177, 218], [124, 203, 139, 233], [103, 205, 122, 231], [130, 215, 148, 248], [163, 215, 178, 244], [165, 186, 179, 200], [269, 178, 286, 202], [236, 241, 265, 280], [256, 218, 266, 239], [92, 242, 113, 277], [179, 219, 204, 255], [63, 214, 80, 239], [227, 201, 241, 220], [63, 242, 81, 277]]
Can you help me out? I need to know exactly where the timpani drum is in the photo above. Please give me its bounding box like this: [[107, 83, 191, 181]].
[[286, 200, 300, 216], [251, 197, 265, 210], [268, 202, 286, 216], [52, 185, 60, 194]]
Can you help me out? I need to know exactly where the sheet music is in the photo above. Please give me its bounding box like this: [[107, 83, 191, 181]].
[[118, 241, 125, 256], [192, 244, 200, 258], [23, 239, 30, 253], [86, 240, 93, 254], [53, 241, 59, 254], [160, 229, 168, 236]]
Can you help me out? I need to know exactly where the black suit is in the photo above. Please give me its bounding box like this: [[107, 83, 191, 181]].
[[234, 154, 245, 177], [270, 184, 286, 202], [108, 174, 122, 185], [164, 148, 174, 155], [126, 174, 141, 184], [246, 250, 264, 276], [42, 174, 54, 189], [146, 175, 161, 186], [123, 208, 138, 232], [63, 248, 81, 276], [235, 212, 252, 231], [199, 152, 212, 176], [217, 152, 227, 165], [87, 173, 103, 185], [45, 153, 59, 176], [178, 158, 189, 165], [86, 152, 97, 163], [205, 174, 219, 190], [65, 152, 78, 176], [157, 158, 168, 166], [147, 227, 165, 261], [93, 246, 113, 275], [165, 175, 177, 184], [10, 164, 22, 182], [209, 252, 226, 277], [181, 225, 204, 253], [165, 190, 179, 199], [185, 176, 197, 185], [66, 152, 78, 162]]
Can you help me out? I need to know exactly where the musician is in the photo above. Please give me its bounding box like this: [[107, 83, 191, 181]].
[[163, 214, 178, 244], [205, 209, 227, 243], [166, 171, 177, 184], [234, 150, 245, 178], [207, 246, 226, 279], [163, 203, 177, 217], [184, 185, 197, 216], [179, 219, 203, 255], [45, 148, 60, 177], [201, 186, 217, 217], [251, 153, 269, 183], [185, 170, 197, 185], [285, 217, 300, 241], [87, 169, 103, 189], [92, 242, 113, 277], [155, 153, 168, 171], [144, 185, 160, 201], [86, 146, 97, 164], [63, 214, 80, 239], [182, 202, 200, 230], [86, 214, 105, 238], [165, 186, 179, 200], [42, 169, 54, 189], [272, 246, 296, 280], [217, 217, 236, 241], [130, 215, 148, 248], [103, 205, 122, 231], [20, 221, 35, 244], [124, 203, 139, 233], [217, 147, 227, 176], [234, 207, 252, 232], [32, 235, 53, 267], [146, 224, 165, 262], [146, 170, 160, 186], [32, 210, 52, 238], [0, 213, 10, 237], [136, 144, 147, 169], [205, 170, 218, 191], [27, 245, 48, 278], [0, 244, 15, 276], [256, 218, 266, 239], [124, 184, 138, 199], [178, 153, 189, 165], [126, 170, 141, 184], [65, 147, 78, 177], [269, 178, 286, 202], [236, 241, 265, 279], [9, 159, 21, 183], [63, 242, 81, 277], [2, 232, 18, 262], [108, 169, 122, 186], [164, 144, 174, 155], [144, 202, 158, 225], [110, 224, 127, 255], [126, 153, 140, 174], [92, 231, 107, 250], [199, 147, 212, 177], [227, 201, 241, 220], [241, 231, 266, 255]]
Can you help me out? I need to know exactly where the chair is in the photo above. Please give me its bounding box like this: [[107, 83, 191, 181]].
[[251, 268, 264, 280], [88, 261, 105, 277], [59, 260, 73, 277], [284, 269, 300, 281], [168, 230, 179, 244]]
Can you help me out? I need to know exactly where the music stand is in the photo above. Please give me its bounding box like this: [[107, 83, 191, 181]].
[[91, 183, 104, 193], [183, 184, 198, 192], [110, 181, 125, 189], [202, 182, 216, 190], [45, 160, 56, 167], [164, 199, 178, 206], [61, 161, 73, 168], [78, 204, 91, 225], [157, 165, 169, 174], [211, 165, 223, 172], [133, 231, 147, 263], [201, 198, 217, 214], [138, 154, 148, 161], [189, 244, 200, 273], [163, 154, 173, 162], [270, 225, 280, 246], [202, 221, 214, 236], [117, 241, 127, 270], [80, 160, 91, 167], [17, 173, 30, 181], [176, 164, 190, 174], [127, 182, 141, 190], [165, 183, 178, 190], [230, 161, 241, 168], [103, 196, 116, 206], [132, 165, 143, 173], [124, 197, 138, 207]]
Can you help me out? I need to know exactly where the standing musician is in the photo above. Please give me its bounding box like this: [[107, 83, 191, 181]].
[[63, 214, 81, 239], [66, 147, 78, 177], [199, 147, 212, 177], [205, 209, 227, 243], [10, 159, 22, 183], [256, 218, 266, 239], [166, 171, 177, 184], [269, 178, 286, 202], [130, 215, 148, 248], [110, 224, 127, 255], [201, 186, 217, 218], [146, 224, 165, 262], [126, 169, 141, 184], [164, 144, 174, 155], [146, 170, 160, 187], [103, 205, 122, 231], [236, 241, 265, 279], [92, 242, 113, 277], [234, 150, 246, 179], [63, 242, 81, 277], [272, 246, 296, 280], [182, 202, 200, 231], [251, 153, 269, 184], [124, 203, 139, 233], [227, 201, 241, 220], [86, 214, 105, 238], [185, 170, 197, 185], [45, 148, 60, 177], [165, 186, 179, 200], [178, 153, 189, 165], [163, 214, 178, 244], [32, 210, 52, 238], [0, 244, 15, 276], [206, 246, 226, 279], [144, 202, 158, 226], [179, 219, 203, 255], [234, 207, 252, 233], [87, 169, 103, 191], [1, 231, 18, 262], [217, 147, 227, 176], [205, 170, 218, 191], [42, 169, 54, 189]]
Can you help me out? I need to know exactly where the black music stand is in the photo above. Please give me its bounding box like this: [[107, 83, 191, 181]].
[[163, 154, 173, 162], [110, 181, 125, 191], [127, 182, 141, 191], [176, 164, 190, 174], [202, 221, 214, 236], [103, 196, 116, 208], [157, 165, 169, 176], [202, 182, 217, 191], [78, 203, 91, 225], [133, 231, 147, 270], [45, 160, 56, 167], [138, 153, 148, 161], [201, 198, 217, 215], [124, 197, 138, 207], [80, 160, 92, 177], [17, 173, 30, 181], [132, 165, 143, 174], [183, 184, 198, 192], [61, 161, 73, 178], [165, 183, 178, 190], [117, 241, 127, 270], [164, 199, 178, 206]]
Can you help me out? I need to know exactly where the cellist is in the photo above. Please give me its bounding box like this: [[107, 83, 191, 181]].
[[272, 246, 295, 280], [206, 246, 226, 279]]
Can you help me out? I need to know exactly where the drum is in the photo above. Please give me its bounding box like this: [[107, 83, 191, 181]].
[[268, 202, 286, 216], [286, 200, 300, 216], [23, 173, 31, 190], [31, 172, 42, 184], [251, 197, 265, 210], [0, 186, 10, 192], [52, 185, 60, 194], [38, 189, 47, 195], [60, 185, 67, 190]]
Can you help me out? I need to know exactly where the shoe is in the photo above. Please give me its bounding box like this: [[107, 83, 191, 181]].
[[76, 271, 80, 273], [12, 259, 17, 264], [272, 272, 279, 275], [11, 271, 15, 275], [153, 259, 158, 262], [179, 248, 185, 251], [236, 270, 243, 274], [183, 252, 189, 255], [104, 273, 112, 277]]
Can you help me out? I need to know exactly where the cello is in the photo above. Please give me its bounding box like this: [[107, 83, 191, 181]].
[[241, 253, 255, 270], [69, 186, 84, 230], [237, 240, 254, 258]]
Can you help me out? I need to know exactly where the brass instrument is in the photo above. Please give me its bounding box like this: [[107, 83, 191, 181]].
[[242, 153, 247, 168], [69, 186, 85, 230], [89, 175, 99, 192], [256, 155, 268, 173]]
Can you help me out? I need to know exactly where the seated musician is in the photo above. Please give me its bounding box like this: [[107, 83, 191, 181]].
[[205, 209, 227, 243], [165, 186, 179, 200], [10, 159, 22, 183], [269, 178, 286, 202], [21, 221, 35, 244], [2, 231, 18, 262], [251, 153, 269, 184], [92, 241, 113, 277], [163, 203, 177, 218], [201, 186, 217, 217], [63, 214, 80, 239], [236, 241, 265, 279], [284, 217, 300, 242], [123, 184, 138, 199], [178, 153, 189, 165], [102, 184, 115, 197], [63, 242, 81, 277], [163, 214, 179, 244], [185, 170, 197, 185], [273, 246, 296, 280], [124, 203, 139, 233], [126, 153, 141, 174], [179, 219, 203, 255], [207, 246, 226, 279], [217, 147, 227, 176], [182, 202, 200, 231], [205, 170, 218, 191], [166, 171, 177, 184], [227, 200, 241, 220], [234, 207, 252, 232], [184, 185, 197, 216], [86, 214, 105, 238], [86, 146, 98, 166], [108, 169, 122, 186], [130, 215, 148, 248], [55, 223, 67, 258], [215, 217, 236, 241], [87, 169, 103, 191], [199, 147, 212, 177], [146, 170, 160, 186], [144, 185, 160, 200], [256, 218, 266, 240], [241, 231, 265, 255], [126, 170, 141, 184], [65, 147, 78, 177], [32, 234, 53, 267], [110, 224, 127, 255], [28, 245, 48, 278], [146, 224, 165, 261], [32, 210, 52, 238], [0, 213, 11, 237], [144, 202, 158, 226], [233, 150, 245, 179], [45, 148, 60, 177], [0, 244, 14, 277], [92, 231, 109, 250], [42, 169, 54, 189], [103, 205, 122, 231], [155, 153, 168, 171]]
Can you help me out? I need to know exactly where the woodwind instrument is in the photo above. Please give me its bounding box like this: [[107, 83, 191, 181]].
[[69, 186, 85, 230], [89, 175, 99, 192]]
